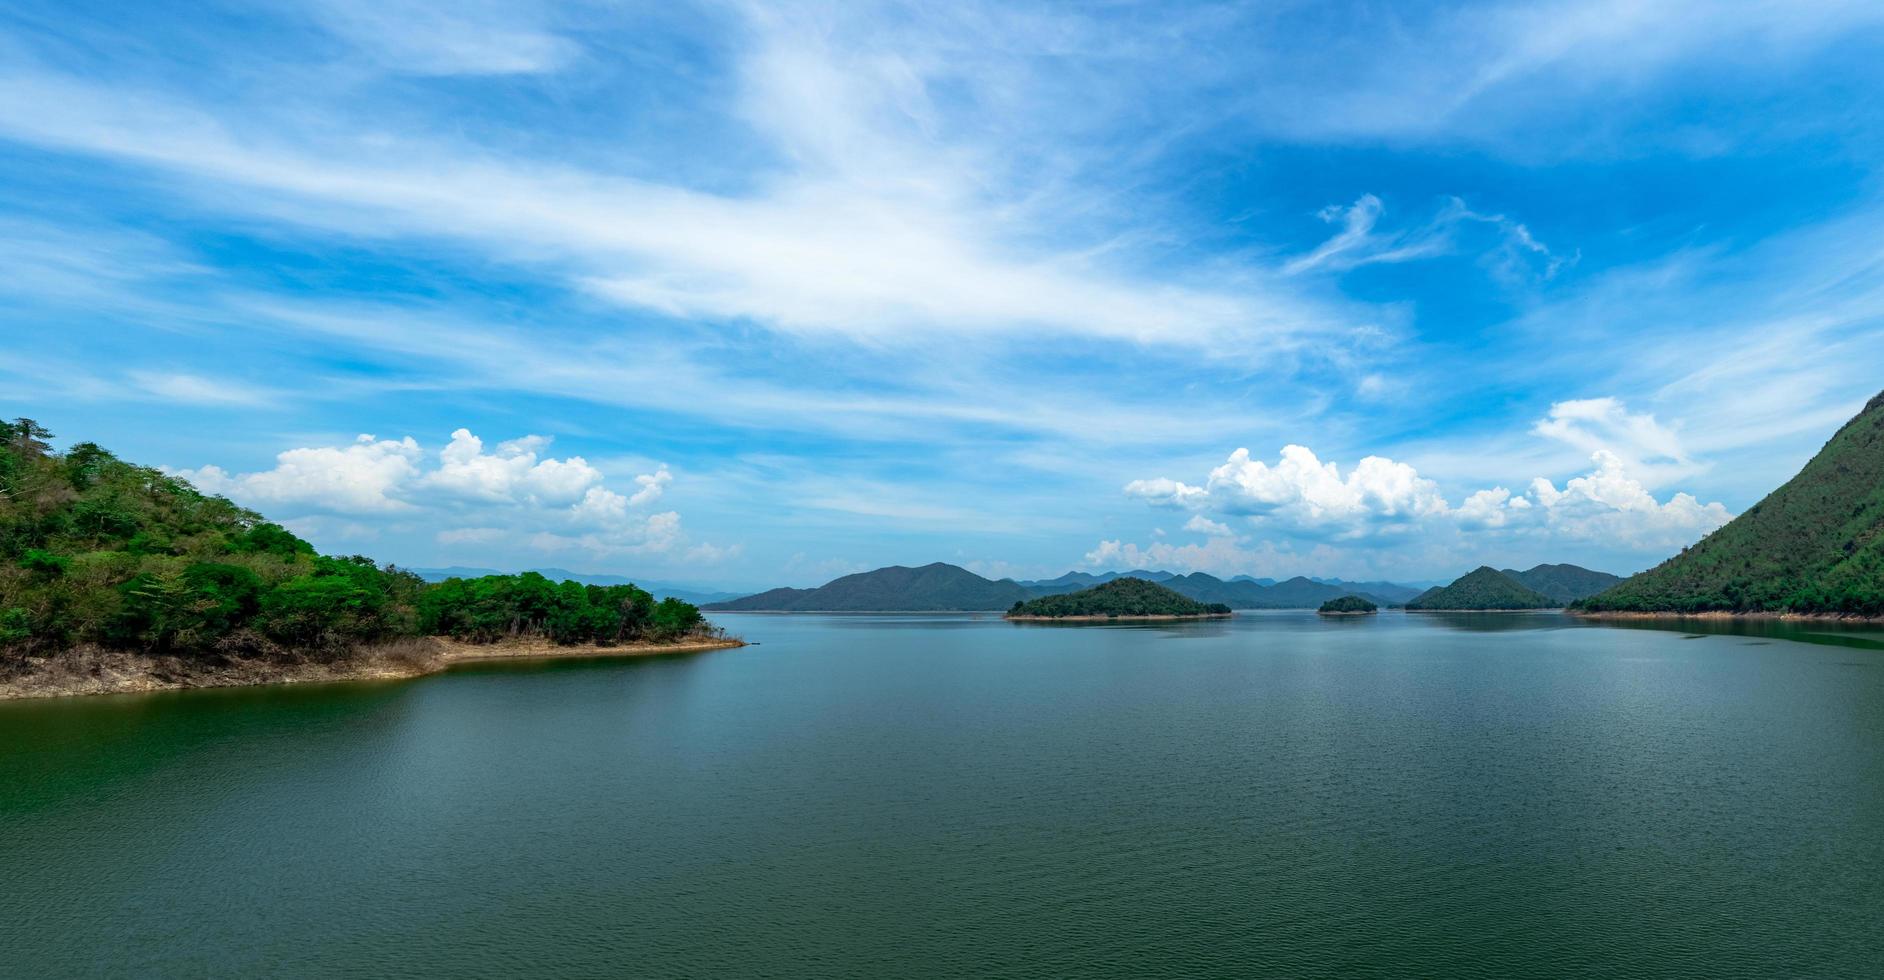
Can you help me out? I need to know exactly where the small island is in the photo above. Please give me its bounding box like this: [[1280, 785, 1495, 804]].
[[1006, 577, 1232, 621], [1317, 594, 1378, 615]]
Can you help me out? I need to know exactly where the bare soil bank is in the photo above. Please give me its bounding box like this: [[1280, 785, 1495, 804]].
[[1569, 610, 1883, 625], [0, 635, 745, 701]]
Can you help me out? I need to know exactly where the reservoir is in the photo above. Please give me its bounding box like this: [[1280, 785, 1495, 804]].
[[3, 612, 1880, 977]]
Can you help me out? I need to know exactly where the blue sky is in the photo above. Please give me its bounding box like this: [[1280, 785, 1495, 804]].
[[3, 0, 1882, 589]]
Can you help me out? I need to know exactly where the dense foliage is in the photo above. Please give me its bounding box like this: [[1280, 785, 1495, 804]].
[[1406, 567, 1556, 610], [0, 420, 710, 663], [1499, 564, 1623, 604], [1578, 392, 1884, 616], [1007, 577, 1231, 618], [1318, 595, 1378, 614]]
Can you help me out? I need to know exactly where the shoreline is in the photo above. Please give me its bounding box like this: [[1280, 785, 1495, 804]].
[[1005, 613, 1233, 622], [1406, 607, 1563, 613], [0, 635, 746, 702], [1568, 610, 1884, 624]]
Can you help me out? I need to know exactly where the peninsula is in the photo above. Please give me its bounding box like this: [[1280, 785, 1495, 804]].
[[0, 419, 738, 700], [1006, 577, 1232, 621], [1576, 389, 1884, 620]]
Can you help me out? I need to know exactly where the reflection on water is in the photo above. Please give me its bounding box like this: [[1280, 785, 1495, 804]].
[[2, 611, 1880, 979]]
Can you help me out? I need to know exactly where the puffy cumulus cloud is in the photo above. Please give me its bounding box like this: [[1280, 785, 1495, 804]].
[[1084, 536, 1346, 579], [1533, 398, 1693, 485], [173, 428, 733, 563], [529, 509, 732, 562], [628, 466, 672, 506], [424, 428, 601, 504], [1123, 440, 1733, 557], [1128, 445, 1447, 537], [1527, 450, 1732, 548], [1184, 515, 1234, 537], [172, 435, 422, 512]]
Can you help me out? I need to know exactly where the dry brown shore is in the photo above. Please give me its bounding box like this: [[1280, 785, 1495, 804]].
[[1569, 610, 1884, 625], [1005, 613, 1234, 622], [0, 635, 746, 702]]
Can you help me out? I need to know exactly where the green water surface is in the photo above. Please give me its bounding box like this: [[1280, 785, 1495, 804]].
[[2, 612, 1880, 978]]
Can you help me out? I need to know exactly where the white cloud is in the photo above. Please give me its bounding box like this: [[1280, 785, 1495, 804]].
[[1285, 195, 1565, 281], [1085, 536, 1345, 578], [424, 428, 601, 504], [172, 429, 729, 563], [1129, 445, 1448, 537], [173, 434, 423, 512], [1121, 400, 1733, 554], [1532, 397, 1691, 485], [128, 371, 280, 407], [1184, 515, 1233, 537], [628, 466, 672, 506], [1526, 449, 1731, 547]]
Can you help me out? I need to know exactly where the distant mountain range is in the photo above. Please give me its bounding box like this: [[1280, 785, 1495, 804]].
[[706, 563, 1431, 611], [404, 566, 745, 608], [1579, 389, 1884, 616], [707, 563, 1033, 611]]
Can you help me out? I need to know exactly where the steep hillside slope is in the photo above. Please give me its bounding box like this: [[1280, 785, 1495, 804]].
[[1580, 391, 1884, 616]]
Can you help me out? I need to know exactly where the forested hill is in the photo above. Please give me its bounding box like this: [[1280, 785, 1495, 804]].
[[1578, 391, 1884, 616], [709, 565, 1424, 611], [1407, 567, 1556, 610], [707, 562, 1033, 611], [1499, 564, 1623, 604], [0, 419, 713, 664], [1007, 578, 1231, 619]]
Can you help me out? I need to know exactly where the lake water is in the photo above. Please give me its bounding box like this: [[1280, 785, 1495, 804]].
[[2, 611, 1881, 978]]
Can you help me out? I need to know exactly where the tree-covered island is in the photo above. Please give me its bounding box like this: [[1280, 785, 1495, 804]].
[[0, 419, 738, 699], [1317, 595, 1378, 615], [1006, 577, 1232, 620]]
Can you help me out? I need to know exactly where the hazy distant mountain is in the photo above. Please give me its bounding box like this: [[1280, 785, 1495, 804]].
[[1406, 568, 1555, 610], [1580, 390, 1884, 616], [406, 566, 744, 607], [1499, 564, 1623, 604], [707, 563, 1033, 611], [714, 564, 1429, 611]]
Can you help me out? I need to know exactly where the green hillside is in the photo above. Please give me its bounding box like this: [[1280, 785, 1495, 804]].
[[1406, 567, 1556, 610], [1318, 595, 1378, 614], [707, 562, 1032, 611], [1579, 391, 1884, 615], [0, 419, 711, 664], [1007, 578, 1231, 619], [1500, 564, 1624, 604]]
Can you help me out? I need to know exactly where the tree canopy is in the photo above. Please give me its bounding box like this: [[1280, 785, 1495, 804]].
[[1007, 577, 1231, 618], [0, 420, 710, 663]]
